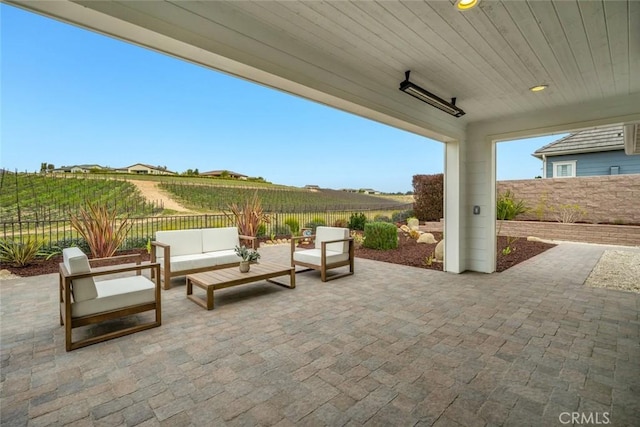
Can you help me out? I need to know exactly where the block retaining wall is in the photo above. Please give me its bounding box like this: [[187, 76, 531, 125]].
[[421, 221, 640, 247], [497, 174, 640, 224]]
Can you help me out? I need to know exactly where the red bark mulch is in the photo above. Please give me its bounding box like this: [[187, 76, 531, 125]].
[[1, 232, 555, 277], [356, 232, 556, 272]]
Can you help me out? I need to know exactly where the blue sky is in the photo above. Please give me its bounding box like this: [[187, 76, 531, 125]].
[[1, 4, 561, 193]]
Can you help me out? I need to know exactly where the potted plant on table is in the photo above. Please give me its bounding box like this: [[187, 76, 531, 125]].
[[234, 245, 260, 273]]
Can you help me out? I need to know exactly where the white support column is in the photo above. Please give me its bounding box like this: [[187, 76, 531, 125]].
[[444, 133, 497, 274], [444, 139, 466, 273]]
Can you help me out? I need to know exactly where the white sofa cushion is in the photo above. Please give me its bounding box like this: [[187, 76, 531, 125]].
[[72, 276, 156, 318], [155, 229, 203, 257], [62, 247, 97, 302], [202, 249, 240, 265], [315, 226, 349, 253], [202, 227, 240, 253], [293, 249, 350, 266], [157, 249, 238, 275]]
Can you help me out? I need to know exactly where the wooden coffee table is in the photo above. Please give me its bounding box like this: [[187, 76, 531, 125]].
[[186, 261, 295, 310]]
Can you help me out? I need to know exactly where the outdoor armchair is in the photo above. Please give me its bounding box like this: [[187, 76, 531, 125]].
[[290, 226, 354, 281], [59, 247, 161, 351]]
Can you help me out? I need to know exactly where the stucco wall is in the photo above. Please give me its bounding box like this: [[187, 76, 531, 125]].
[[497, 174, 640, 224]]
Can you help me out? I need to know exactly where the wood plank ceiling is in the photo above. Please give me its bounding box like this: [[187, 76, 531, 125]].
[[11, 0, 640, 138]]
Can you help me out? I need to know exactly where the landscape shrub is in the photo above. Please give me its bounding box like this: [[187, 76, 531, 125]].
[[412, 174, 443, 221], [224, 190, 270, 238], [373, 214, 391, 223], [496, 190, 528, 220], [363, 222, 398, 250], [284, 217, 300, 235], [0, 238, 51, 267], [271, 224, 291, 237], [348, 213, 368, 231], [304, 218, 326, 233], [391, 209, 414, 223], [122, 236, 151, 250], [333, 217, 349, 228], [552, 204, 586, 223], [350, 230, 365, 248], [257, 223, 267, 237], [70, 202, 132, 258], [49, 237, 91, 254]]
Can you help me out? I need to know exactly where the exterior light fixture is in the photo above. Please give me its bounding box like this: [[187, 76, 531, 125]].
[[399, 70, 466, 118], [456, 0, 480, 11], [529, 84, 548, 92]]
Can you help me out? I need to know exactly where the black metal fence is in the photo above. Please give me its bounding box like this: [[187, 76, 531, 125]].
[[1, 205, 413, 250]]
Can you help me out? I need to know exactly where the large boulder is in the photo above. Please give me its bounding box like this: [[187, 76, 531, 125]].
[[417, 233, 437, 244], [435, 239, 445, 262]]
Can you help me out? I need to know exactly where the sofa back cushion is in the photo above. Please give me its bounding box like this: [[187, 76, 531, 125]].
[[315, 226, 349, 253], [62, 247, 98, 302], [202, 227, 240, 253], [155, 229, 203, 257]]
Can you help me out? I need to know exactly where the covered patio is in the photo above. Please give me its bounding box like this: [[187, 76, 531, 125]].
[[2, 1, 639, 425], [1, 243, 639, 425], [7, 0, 640, 274]]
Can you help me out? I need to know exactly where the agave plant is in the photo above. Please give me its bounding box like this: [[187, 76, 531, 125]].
[[0, 238, 51, 267], [224, 191, 270, 238], [70, 203, 132, 258]]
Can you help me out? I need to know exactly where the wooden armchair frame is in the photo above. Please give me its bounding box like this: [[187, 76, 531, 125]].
[[290, 234, 354, 282], [59, 253, 161, 352]]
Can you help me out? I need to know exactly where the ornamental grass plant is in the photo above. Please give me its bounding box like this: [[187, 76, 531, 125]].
[[225, 191, 270, 238], [0, 238, 51, 267], [69, 202, 132, 258]]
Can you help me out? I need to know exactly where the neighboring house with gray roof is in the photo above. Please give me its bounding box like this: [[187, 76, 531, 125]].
[[118, 163, 176, 175], [200, 170, 248, 179], [51, 164, 109, 173], [533, 126, 640, 178]]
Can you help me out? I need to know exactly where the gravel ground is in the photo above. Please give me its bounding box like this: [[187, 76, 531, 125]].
[[585, 250, 640, 293]]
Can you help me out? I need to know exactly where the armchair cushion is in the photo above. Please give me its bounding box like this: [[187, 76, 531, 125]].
[[72, 276, 156, 317], [315, 227, 350, 253], [62, 247, 97, 302], [293, 249, 349, 266]]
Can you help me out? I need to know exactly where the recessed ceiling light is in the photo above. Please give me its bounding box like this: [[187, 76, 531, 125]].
[[455, 0, 480, 11], [529, 84, 549, 92]]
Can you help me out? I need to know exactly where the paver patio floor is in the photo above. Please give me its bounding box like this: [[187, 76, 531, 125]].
[[1, 243, 638, 426]]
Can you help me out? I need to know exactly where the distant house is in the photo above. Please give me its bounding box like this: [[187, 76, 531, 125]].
[[360, 188, 381, 195], [304, 185, 320, 190], [120, 163, 176, 175], [340, 188, 358, 193], [51, 164, 108, 173], [201, 170, 248, 179], [532, 126, 640, 178]]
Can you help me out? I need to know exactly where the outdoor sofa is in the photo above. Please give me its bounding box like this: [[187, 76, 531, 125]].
[[151, 227, 256, 289]]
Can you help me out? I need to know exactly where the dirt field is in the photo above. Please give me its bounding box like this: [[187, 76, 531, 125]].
[[130, 180, 190, 212]]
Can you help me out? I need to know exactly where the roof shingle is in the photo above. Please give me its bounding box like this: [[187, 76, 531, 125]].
[[533, 125, 624, 158]]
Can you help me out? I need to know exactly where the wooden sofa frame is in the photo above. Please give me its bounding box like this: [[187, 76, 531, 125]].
[[59, 253, 161, 352], [150, 235, 256, 289], [290, 234, 354, 282]]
